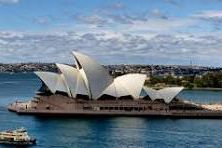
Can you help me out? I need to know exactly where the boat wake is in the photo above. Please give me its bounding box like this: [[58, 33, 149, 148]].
[[0, 81, 19, 85]]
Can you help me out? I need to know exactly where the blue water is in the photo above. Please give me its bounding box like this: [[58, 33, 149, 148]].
[[0, 73, 222, 148]]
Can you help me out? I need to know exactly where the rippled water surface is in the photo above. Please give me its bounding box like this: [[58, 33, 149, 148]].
[[0, 73, 222, 148]]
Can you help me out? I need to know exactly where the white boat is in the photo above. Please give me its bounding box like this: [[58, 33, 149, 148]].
[[0, 127, 36, 146]]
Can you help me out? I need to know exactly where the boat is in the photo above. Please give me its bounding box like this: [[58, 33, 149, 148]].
[[0, 127, 36, 146]]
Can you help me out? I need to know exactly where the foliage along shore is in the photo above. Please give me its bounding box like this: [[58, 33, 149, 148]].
[[145, 71, 222, 89], [1, 63, 222, 89]]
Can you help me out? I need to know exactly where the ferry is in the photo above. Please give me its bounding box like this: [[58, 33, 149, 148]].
[[0, 127, 36, 146]]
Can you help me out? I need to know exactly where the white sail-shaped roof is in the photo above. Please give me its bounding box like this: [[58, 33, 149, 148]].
[[101, 80, 130, 98], [35, 72, 69, 94], [56, 64, 77, 97], [35, 72, 58, 93], [143, 87, 184, 103], [78, 69, 90, 96], [115, 74, 146, 99], [101, 74, 146, 99], [158, 87, 184, 103], [115, 81, 130, 97], [56, 63, 88, 97], [102, 82, 117, 97], [142, 87, 160, 101], [56, 64, 78, 98], [73, 51, 114, 99], [55, 74, 70, 95]]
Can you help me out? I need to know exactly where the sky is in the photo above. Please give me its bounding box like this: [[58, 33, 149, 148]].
[[1, 0, 222, 66]]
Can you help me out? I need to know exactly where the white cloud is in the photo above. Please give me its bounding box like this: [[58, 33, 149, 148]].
[[0, 39, 8, 45], [0, 30, 222, 66], [194, 10, 222, 18], [126, 18, 195, 34], [73, 8, 198, 36], [75, 15, 110, 26], [193, 10, 222, 30]]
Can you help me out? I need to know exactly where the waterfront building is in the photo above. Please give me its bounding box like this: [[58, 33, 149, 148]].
[[10, 51, 218, 118], [35, 51, 183, 103]]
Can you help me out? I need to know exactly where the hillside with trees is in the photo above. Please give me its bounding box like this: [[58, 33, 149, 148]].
[[145, 72, 222, 89]]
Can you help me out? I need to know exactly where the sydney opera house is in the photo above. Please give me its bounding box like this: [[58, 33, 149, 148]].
[[9, 51, 221, 117], [35, 52, 183, 103]]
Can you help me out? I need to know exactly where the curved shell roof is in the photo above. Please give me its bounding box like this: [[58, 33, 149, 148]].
[[35, 51, 183, 103], [35, 72, 58, 93], [102, 82, 117, 97], [72, 51, 114, 99], [35, 72, 69, 94], [143, 87, 159, 100], [101, 74, 146, 99], [56, 74, 70, 95], [158, 87, 184, 103], [115, 74, 146, 99], [78, 69, 90, 96], [143, 87, 184, 103], [56, 64, 88, 98]]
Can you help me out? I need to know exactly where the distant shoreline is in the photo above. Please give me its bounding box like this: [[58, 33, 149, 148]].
[[1, 72, 222, 91], [186, 87, 222, 91]]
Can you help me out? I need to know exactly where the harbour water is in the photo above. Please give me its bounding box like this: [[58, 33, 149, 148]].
[[0, 73, 222, 148]]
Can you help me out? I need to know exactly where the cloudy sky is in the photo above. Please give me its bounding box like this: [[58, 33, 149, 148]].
[[1, 0, 222, 66]]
